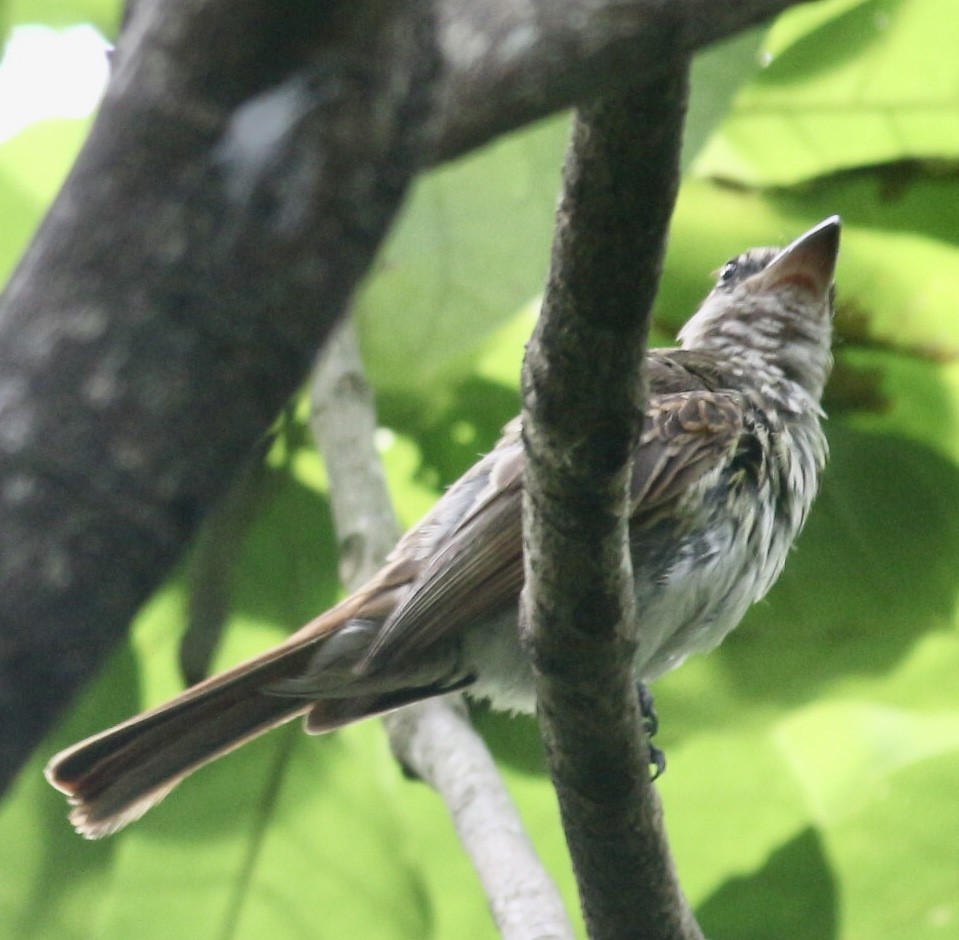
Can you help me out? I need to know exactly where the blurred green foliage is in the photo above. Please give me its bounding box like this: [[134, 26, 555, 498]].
[[2, 0, 959, 938]]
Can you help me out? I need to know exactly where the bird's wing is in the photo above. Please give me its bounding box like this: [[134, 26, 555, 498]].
[[629, 348, 754, 517], [360, 419, 526, 669], [630, 389, 748, 520], [363, 357, 751, 669]]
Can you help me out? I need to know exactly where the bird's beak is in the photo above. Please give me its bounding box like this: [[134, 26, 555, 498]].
[[753, 215, 842, 299]]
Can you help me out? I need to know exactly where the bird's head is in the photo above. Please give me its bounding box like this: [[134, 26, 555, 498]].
[[678, 216, 841, 412]]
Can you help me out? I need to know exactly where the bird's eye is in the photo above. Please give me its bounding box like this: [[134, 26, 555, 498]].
[[718, 261, 738, 286]]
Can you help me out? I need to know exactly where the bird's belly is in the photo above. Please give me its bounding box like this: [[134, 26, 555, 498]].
[[462, 609, 538, 714], [633, 500, 789, 680], [461, 497, 795, 713]]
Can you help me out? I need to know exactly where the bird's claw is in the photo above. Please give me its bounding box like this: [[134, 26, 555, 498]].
[[648, 743, 666, 780], [637, 682, 666, 779], [637, 682, 659, 737]]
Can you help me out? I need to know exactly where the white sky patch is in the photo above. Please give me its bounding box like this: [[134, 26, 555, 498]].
[[0, 24, 110, 144]]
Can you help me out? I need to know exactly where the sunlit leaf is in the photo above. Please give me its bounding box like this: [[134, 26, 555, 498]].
[[826, 753, 959, 939], [356, 117, 568, 396], [7, 0, 120, 36], [683, 27, 766, 171], [695, 0, 959, 184], [0, 117, 92, 280], [774, 702, 959, 824]]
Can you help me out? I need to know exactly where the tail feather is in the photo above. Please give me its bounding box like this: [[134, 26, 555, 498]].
[[304, 673, 475, 734], [46, 603, 362, 839], [45, 593, 474, 838]]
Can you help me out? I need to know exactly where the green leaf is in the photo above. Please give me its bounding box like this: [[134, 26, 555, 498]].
[[0, 118, 92, 204], [0, 171, 40, 284], [774, 702, 959, 824], [826, 753, 959, 938], [695, 0, 959, 185], [0, 118, 93, 281], [7, 0, 120, 36], [657, 727, 812, 906], [683, 27, 766, 172], [696, 829, 838, 940], [356, 116, 569, 395], [0, 648, 138, 940], [96, 727, 431, 940]]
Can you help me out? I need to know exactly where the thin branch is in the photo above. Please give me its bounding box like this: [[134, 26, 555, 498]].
[[520, 64, 702, 940], [310, 321, 403, 580], [386, 700, 575, 940], [311, 320, 574, 940]]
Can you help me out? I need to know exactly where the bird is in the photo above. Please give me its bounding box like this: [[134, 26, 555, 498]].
[[46, 216, 841, 838]]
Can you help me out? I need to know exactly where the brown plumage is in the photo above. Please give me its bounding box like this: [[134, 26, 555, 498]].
[[47, 216, 841, 838]]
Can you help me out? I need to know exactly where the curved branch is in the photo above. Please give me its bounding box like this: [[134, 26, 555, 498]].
[[386, 699, 575, 940], [520, 65, 702, 938]]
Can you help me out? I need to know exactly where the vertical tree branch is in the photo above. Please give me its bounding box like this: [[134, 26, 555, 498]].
[[311, 320, 574, 940], [521, 63, 703, 939]]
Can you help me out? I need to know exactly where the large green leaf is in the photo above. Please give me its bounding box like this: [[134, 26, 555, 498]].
[[355, 117, 569, 396], [695, 0, 959, 185], [94, 727, 432, 940]]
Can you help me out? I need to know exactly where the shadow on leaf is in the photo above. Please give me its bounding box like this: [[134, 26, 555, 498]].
[[759, 0, 903, 85], [696, 827, 838, 940]]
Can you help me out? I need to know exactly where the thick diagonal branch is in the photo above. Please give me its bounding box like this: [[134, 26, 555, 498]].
[[0, 0, 437, 791], [435, 0, 820, 160], [520, 66, 702, 940]]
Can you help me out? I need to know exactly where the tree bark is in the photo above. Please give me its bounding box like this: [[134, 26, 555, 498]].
[[521, 64, 702, 939], [0, 0, 438, 791]]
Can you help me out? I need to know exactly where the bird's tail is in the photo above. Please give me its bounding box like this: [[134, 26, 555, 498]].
[[45, 598, 379, 838]]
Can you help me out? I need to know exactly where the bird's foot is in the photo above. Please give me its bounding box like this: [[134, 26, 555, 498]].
[[637, 682, 666, 779]]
